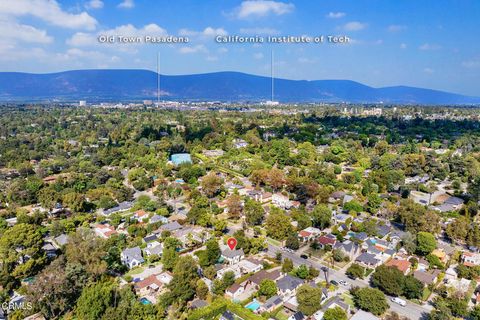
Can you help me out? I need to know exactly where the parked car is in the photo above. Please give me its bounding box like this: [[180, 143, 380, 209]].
[[339, 280, 348, 286], [391, 297, 406, 307], [300, 254, 308, 259], [330, 280, 339, 286]]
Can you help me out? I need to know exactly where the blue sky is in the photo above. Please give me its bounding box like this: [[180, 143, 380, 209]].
[[0, 0, 479, 96]]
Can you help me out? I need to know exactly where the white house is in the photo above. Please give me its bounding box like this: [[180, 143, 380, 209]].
[[462, 251, 480, 267], [221, 248, 245, 265], [121, 247, 145, 269], [133, 210, 149, 222], [272, 193, 292, 210], [93, 224, 117, 239]]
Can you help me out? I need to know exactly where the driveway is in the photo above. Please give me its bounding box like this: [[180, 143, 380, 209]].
[[267, 244, 431, 320]]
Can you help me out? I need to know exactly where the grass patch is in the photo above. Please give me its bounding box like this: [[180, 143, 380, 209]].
[[341, 292, 355, 308], [272, 308, 289, 320], [365, 268, 374, 277], [422, 287, 432, 301], [267, 237, 282, 246], [307, 248, 327, 259], [125, 266, 145, 277]]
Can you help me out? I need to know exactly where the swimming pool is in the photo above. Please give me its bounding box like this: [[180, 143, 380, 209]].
[[245, 299, 261, 311], [139, 297, 151, 305]]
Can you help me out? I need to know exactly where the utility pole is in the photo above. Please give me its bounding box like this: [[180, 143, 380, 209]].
[[271, 49, 274, 102], [321, 266, 329, 288], [156, 51, 160, 106]]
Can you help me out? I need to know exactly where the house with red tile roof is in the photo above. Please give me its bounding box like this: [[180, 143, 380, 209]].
[[385, 258, 411, 275], [93, 223, 117, 239], [462, 251, 480, 267], [317, 235, 337, 248], [133, 210, 149, 222], [297, 227, 321, 242]]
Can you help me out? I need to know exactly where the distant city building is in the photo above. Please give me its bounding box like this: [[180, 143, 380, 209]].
[[264, 100, 279, 106], [79, 100, 86, 106]]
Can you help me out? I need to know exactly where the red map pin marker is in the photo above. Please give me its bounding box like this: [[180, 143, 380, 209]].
[[227, 237, 237, 250]]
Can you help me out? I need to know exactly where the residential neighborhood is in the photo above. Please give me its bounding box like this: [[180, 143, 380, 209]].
[[2, 102, 480, 320]]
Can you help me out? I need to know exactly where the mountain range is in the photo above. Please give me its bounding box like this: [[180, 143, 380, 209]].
[[0, 69, 478, 105]]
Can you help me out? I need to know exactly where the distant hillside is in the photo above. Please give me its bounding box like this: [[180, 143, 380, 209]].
[[0, 69, 479, 104]]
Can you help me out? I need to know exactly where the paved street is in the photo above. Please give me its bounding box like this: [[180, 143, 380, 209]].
[[267, 244, 431, 320]]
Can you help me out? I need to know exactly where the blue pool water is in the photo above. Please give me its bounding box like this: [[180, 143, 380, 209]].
[[139, 297, 151, 305], [245, 299, 261, 311], [171, 153, 192, 166]]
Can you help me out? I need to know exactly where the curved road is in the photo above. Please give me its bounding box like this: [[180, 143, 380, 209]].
[[267, 244, 431, 320]]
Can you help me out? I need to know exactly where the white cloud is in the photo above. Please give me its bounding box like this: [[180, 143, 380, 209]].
[[253, 52, 264, 59], [118, 0, 134, 9], [0, 43, 49, 61], [179, 27, 227, 37], [423, 67, 434, 74], [326, 12, 345, 19], [400, 43, 407, 49], [419, 43, 441, 50], [235, 0, 294, 19], [217, 47, 228, 54], [206, 56, 218, 61], [179, 45, 207, 54], [86, 0, 103, 9], [239, 27, 280, 35], [60, 48, 105, 60], [67, 32, 96, 46], [0, 0, 97, 30], [343, 21, 367, 31], [67, 23, 168, 47], [388, 25, 407, 32], [55, 48, 121, 68], [462, 57, 480, 69], [0, 19, 53, 43]]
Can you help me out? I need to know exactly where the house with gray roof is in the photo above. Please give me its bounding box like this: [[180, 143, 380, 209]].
[[376, 224, 391, 238], [330, 191, 346, 202], [143, 242, 163, 257], [149, 214, 168, 224], [103, 201, 133, 216], [259, 295, 284, 313], [220, 310, 235, 320], [323, 296, 349, 313], [53, 234, 68, 248], [333, 213, 350, 224], [143, 234, 158, 243], [334, 240, 361, 260], [414, 269, 441, 286], [221, 248, 244, 265], [350, 310, 380, 320], [190, 299, 208, 309], [352, 232, 368, 242], [355, 252, 381, 268], [121, 247, 144, 269], [343, 194, 354, 205], [276, 275, 303, 297], [42, 243, 57, 258], [313, 296, 350, 320], [156, 221, 182, 233]]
